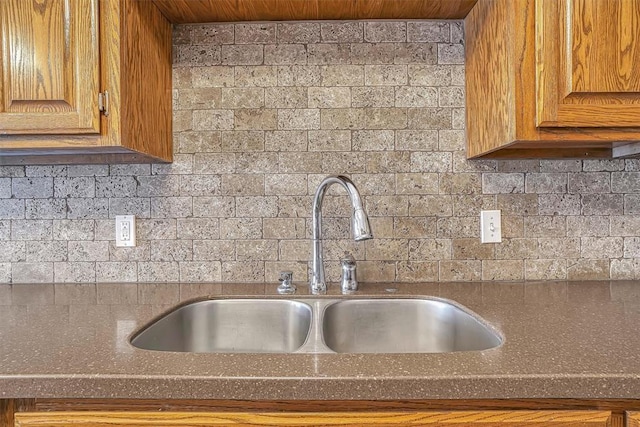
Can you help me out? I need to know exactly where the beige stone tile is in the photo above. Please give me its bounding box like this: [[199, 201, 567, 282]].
[[277, 22, 320, 44], [350, 43, 396, 65], [279, 240, 312, 261], [364, 108, 407, 130], [395, 130, 438, 151], [394, 43, 438, 65], [393, 217, 435, 238], [221, 174, 264, 196], [452, 238, 494, 260], [439, 173, 480, 194], [580, 236, 623, 259], [321, 65, 364, 86], [263, 218, 306, 239], [179, 261, 222, 282], [397, 261, 438, 282], [525, 259, 567, 281], [582, 194, 623, 216], [352, 130, 394, 152], [96, 261, 138, 283], [495, 238, 537, 260], [407, 107, 452, 129], [439, 260, 481, 281], [192, 66, 234, 88], [193, 240, 236, 261], [222, 261, 265, 282], [496, 194, 538, 216], [234, 66, 277, 87], [452, 194, 496, 216], [350, 173, 395, 195], [365, 195, 409, 216], [524, 216, 566, 238], [538, 194, 581, 216], [538, 237, 580, 259], [365, 239, 408, 261], [365, 65, 407, 86], [396, 173, 438, 195], [409, 195, 453, 217], [308, 87, 351, 108], [177, 218, 220, 240], [220, 218, 262, 240], [322, 151, 368, 175], [611, 259, 640, 280], [235, 23, 276, 44], [366, 152, 412, 173], [358, 261, 396, 282], [408, 239, 451, 261], [321, 108, 366, 130], [567, 259, 610, 280], [234, 109, 277, 131], [266, 131, 308, 152], [481, 260, 524, 281], [407, 22, 450, 43], [236, 240, 279, 261], [234, 152, 277, 173], [221, 45, 263, 65], [265, 87, 308, 109], [410, 152, 452, 172], [279, 152, 322, 173], [191, 24, 234, 45], [320, 22, 364, 43], [351, 87, 395, 107], [264, 44, 308, 65], [307, 43, 351, 65], [308, 130, 351, 151], [365, 22, 406, 42], [278, 109, 321, 130], [367, 217, 393, 238], [277, 65, 321, 86], [436, 217, 479, 238]]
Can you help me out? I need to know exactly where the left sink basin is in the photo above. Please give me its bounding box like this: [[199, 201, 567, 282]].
[[130, 299, 312, 353]]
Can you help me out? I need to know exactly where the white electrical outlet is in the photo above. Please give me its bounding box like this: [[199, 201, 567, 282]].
[[480, 210, 502, 243], [115, 215, 136, 247]]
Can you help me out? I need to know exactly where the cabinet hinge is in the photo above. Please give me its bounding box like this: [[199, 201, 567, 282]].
[[98, 91, 109, 117]]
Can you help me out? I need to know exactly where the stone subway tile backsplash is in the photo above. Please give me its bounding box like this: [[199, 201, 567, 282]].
[[2, 20, 640, 283]]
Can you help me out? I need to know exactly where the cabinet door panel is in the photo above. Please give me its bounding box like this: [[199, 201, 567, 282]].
[[536, 0, 640, 127], [14, 410, 613, 426], [0, 0, 99, 134]]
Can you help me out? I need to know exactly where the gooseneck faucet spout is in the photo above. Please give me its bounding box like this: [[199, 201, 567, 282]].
[[310, 175, 373, 295]]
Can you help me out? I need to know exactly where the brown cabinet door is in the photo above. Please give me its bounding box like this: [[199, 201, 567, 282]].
[[536, 0, 640, 127], [628, 411, 640, 427], [14, 410, 613, 426], [0, 0, 100, 135]]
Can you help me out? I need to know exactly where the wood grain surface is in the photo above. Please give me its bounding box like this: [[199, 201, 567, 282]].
[[151, 0, 477, 22]]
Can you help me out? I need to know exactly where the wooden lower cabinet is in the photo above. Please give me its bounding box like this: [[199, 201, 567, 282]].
[[12, 410, 614, 426], [15, 411, 611, 427], [5, 399, 640, 427], [627, 412, 640, 427]]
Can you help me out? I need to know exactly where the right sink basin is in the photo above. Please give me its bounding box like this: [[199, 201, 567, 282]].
[[322, 298, 502, 354]]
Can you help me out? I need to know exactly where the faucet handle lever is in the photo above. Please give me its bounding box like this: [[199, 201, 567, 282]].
[[340, 253, 358, 294], [277, 271, 296, 295]]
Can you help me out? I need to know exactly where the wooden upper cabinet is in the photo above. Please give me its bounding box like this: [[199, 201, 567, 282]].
[[466, 0, 640, 159], [0, 0, 172, 165], [536, 0, 640, 127], [152, 0, 477, 22], [0, 0, 100, 135]]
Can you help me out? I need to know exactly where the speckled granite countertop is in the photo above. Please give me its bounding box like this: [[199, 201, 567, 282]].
[[1, 281, 640, 400]]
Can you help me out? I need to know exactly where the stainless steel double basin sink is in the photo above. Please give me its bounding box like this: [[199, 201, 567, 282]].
[[130, 297, 502, 354]]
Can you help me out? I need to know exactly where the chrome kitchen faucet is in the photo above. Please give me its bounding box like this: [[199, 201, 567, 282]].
[[310, 175, 373, 295]]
